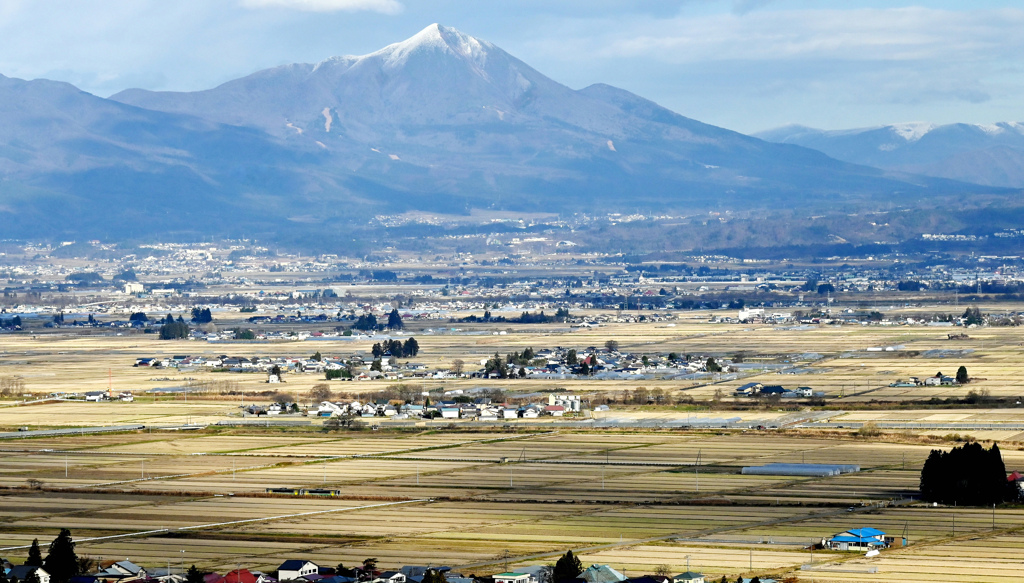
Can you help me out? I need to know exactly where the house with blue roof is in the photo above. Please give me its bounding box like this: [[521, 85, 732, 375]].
[[825, 527, 889, 551]]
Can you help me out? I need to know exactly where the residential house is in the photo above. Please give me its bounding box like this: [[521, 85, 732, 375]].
[[579, 565, 626, 583], [94, 561, 146, 582], [10, 566, 51, 583], [1008, 471, 1024, 495], [672, 573, 704, 583], [734, 382, 762, 396], [825, 527, 888, 551], [212, 569, 267, 583], [277, 561, 319, 581], [492, 574, 536, 583], [372, 572, 405, 583]]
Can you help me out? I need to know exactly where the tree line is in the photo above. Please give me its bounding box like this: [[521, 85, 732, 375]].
[[371, 338, 419, 358], [920, 441, 1015, 505], [352, 309, 403, 331], [459, 308, 570, 324]]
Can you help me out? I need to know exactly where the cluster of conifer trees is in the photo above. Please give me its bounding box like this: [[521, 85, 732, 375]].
[[920, 442, 1015, 505], [371, 338, 419, 358], [4, 529, 80, 583]]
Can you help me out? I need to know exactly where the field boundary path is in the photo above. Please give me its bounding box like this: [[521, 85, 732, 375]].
[[453, 497, 915, 570], [0, 498, 429, 552]]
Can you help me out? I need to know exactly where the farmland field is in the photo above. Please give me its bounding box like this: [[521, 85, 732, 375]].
[[4, 308, 1024, 582], [4, 426, 1024, 582]]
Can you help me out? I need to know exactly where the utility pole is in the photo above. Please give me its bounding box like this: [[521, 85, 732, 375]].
[[695, 449, 701, 493]]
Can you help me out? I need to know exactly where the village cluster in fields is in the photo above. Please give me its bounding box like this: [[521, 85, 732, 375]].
[[4, 244, 1024, 582]]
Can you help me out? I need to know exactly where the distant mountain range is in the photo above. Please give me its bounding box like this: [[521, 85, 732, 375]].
[[756, 122, 1024, 188], [0, 24, 1014, 243]]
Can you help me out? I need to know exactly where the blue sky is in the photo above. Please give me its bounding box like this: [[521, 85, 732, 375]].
[[0, 0, 1021, 133]]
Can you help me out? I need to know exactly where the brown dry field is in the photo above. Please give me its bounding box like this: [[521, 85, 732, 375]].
[[3, 427, 1024, 582], [0, 306, 1022, 405], [3, 310, 1024, 581]]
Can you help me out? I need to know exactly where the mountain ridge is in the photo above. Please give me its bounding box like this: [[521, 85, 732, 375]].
[[756, 121, 1024, 187], [0, 24, 1011, 244]]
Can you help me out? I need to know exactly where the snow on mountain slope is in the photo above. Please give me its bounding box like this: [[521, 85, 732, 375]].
[[756, 121, 1024, 187], [889, 122, 936, 142], [0, 24, 1007, 242]]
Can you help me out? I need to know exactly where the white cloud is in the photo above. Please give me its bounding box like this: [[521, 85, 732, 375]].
[[239, 0, 402, 14], [531, 7, 1024, 64]]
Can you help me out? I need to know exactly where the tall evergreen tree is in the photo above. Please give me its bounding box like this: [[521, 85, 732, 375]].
[[387, 308, 403, 330], [186, 565, 205, 583], [403, 337, 419, 357], [552, 550, 583, 583], [26, 538, 43, 567], [44, 528, 79, 583]]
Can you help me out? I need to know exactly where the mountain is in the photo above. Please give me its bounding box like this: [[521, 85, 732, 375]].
[[756, 122, 1024, 188], [0, 24, 1009, 243], [0, 73, 334, 239]]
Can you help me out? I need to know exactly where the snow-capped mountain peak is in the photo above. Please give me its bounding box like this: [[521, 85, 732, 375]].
[[889, 122, 936, 142], [366, 23, 492, 71]]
